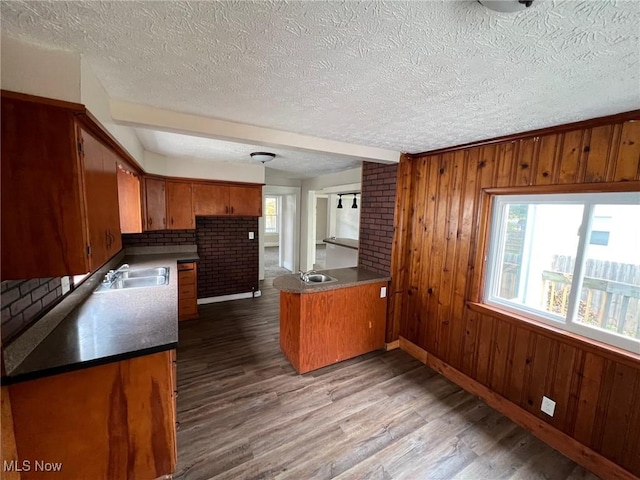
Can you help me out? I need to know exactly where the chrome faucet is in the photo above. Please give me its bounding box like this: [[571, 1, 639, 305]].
[[298, 270, 316, 282], [104, 263, 130, 284]]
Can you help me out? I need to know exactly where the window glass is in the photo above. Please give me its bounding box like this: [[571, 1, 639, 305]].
[[265, 196, 278, 234], [485, 191, 640, 354]]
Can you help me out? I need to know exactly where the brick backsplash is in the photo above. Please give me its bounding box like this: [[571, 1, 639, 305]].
[[196, 217, 259, 298], [358, 161, 398, 275], [122, 230, 196, 247], [1, 277, 63, 342]]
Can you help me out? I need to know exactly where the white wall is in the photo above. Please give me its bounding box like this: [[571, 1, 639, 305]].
[[80, 57, 145, 166], [330, 193, 360, 239], [1, 35, 81, 102], [144, 151, 265, 184], [315, 197, 328, 243]]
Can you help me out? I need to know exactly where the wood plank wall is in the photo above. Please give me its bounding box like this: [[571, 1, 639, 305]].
[[390, 116, 640, 476]]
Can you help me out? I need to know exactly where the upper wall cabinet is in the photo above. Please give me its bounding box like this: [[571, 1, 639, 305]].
[[193, 183, 262, 217], [79, 127, 122, 268], [144, 177, 167, 231], [117, 165, 142, 234], [166, 181, 194, 229], [1, 92, 129, 280]]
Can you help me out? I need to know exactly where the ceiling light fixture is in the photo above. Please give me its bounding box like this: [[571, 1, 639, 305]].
[[250, 152, 276, 164], [478, 0, 535, 13], [352, 194, 358, 209], [337, 195, 343, 209]]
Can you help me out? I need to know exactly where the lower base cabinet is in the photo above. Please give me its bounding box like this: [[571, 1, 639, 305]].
[[178, 262, 199, 321], [280, 281, 387, 374], [3, 351, 177, 479]]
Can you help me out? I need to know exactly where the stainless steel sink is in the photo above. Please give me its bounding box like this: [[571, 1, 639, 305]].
[[95, 266, 170, 292], [120, 267, 168, 279], [304, 273, 337, 284]]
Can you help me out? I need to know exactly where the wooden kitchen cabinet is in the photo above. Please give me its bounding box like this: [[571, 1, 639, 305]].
[[178, 262, 199, 321], [193, 182, 262, 217], [144, 177, 167, 231], [1, 92, 128, 280], [229, 185, 262, 216], [6, 351, 177, 479], [280, 281, 387, 374], [193, 183, 229, 216], [80, 126, 122, 269], [117, 165, 142, 233], [167, 180, 194, 229]]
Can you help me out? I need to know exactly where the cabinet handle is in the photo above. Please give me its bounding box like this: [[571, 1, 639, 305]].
[[230, 206, 234, 214], [171, 217, 174, 226], [149, 218, 153, 226], [225, 205, 229, 214], [105, 230, 111, 249], [163, 217, 166, 226]]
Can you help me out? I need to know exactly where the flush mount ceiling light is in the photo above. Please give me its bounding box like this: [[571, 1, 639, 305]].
[[250, 152, 276, 164], [478, 0, 535, 12]]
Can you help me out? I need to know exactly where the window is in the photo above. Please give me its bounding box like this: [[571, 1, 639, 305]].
[[485, 191, 640, 354], [265, 196, 279, 234]]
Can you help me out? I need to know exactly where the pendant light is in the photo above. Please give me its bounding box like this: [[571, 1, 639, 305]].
[[352, 194, 358, 209], [337, 195, 343, 209]]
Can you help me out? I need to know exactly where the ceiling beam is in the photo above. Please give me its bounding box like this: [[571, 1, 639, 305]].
[[110, 100, 400, 164]]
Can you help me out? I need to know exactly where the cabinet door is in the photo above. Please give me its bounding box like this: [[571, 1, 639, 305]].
[[193, 184, 229, 216], [117, 166, 142, 234], [145, 178, 166, 231], [102, 148, 122, 255], [166, 181, 194, 229], [1, 97, 89, 279], [229, 185, 262, 216], [81, 127, 111, 270]]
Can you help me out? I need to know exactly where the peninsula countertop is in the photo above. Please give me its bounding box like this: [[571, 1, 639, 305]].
[[273, 267, 390, 294], [323, 237, 359, 250], [3, 250, 199, 384]]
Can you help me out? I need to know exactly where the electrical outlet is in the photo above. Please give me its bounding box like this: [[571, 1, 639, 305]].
[[541, 396, 556, 417], [380, 286, 387, 298], [248, 232, 254, 240]]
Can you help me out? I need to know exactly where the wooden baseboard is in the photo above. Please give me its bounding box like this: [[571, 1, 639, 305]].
[[398, 336, 637, 480], [385, 340, 400, 351]]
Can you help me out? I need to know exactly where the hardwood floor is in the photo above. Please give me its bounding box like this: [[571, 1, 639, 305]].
[[175, 279, 599, 480]]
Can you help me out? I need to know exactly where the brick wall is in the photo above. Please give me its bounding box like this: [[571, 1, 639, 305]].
[[196, 217, 259, 298], [1, 278, 63, 342], [358, 161, 398, 275], [122, 229, 196, 247]]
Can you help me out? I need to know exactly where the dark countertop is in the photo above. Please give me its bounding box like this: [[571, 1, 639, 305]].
[[323, 237, 359, 250], [3, 251, 198, 384], [273, 267, 390, 294]]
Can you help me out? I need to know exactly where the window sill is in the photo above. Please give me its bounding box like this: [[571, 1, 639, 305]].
[[467, 302, 640, 367]]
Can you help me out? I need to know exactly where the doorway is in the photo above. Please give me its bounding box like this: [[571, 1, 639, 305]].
[[261, 187, 300, 279]]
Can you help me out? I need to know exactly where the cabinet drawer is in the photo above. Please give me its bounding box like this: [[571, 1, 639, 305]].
[[178, 270, 195, 285], [178, 283, 196, 299], [177, 262, 195, 271]]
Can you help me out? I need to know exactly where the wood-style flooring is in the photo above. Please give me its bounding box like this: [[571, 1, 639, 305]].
[[175, 279, 599, 480]]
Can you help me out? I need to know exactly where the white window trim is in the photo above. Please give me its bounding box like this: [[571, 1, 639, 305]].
[[484, 191, 640, 354]]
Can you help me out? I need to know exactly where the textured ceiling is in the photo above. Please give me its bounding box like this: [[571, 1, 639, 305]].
[[135, 128, 362, 179], [1, 0, 639, 156]]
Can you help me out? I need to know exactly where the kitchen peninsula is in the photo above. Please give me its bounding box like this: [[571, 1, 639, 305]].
[[274, 267, 390, 374]]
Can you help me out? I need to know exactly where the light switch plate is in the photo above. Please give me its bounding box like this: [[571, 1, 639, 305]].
[[541, 396, 556, 417], [380, 286, 387, 298], [248, 232, 255, 240]]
